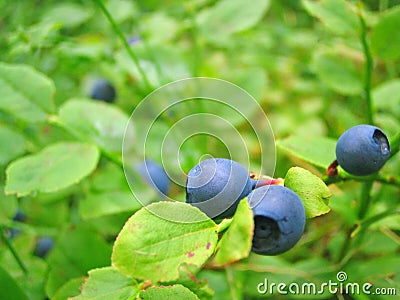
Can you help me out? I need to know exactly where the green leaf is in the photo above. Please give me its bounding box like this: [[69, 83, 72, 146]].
[[284, 167, 331, 218], [312, 50, 363, 95], [112, 202, 218, 282], [0, 267, 29, 300], [0, 62, 55, 122], [52, 277, 86, 300], [71, 267, 138, 300], [140, 284, 200, 300], [59, 99, 130, 154], [42, 3, 92, 28], [0, 185, 17, 223], [276, 135, 336, 170], [197, 0, 270, 42], [302, 0, 359, 35], [372, 79, 400, 118], [46, 225, 112, 298], [165, 265, 214, 300], [371, 6, 400, 61], [79, 191, 143, 219], [212, 199, 254, 266], [5, 142, 99, 197], [0, 125, 25, 165]]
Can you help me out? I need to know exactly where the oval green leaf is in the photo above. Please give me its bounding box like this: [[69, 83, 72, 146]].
[[0, 125, 25, 165], [59, 99, 131, 154], [0, 62, 55, 123], [284, 167, 331, 218], [371, 6, 400, 61], [276, 135, 336, 170], [112, 202, 218, 282], [211, 199, 254, 267], [71, 267, 137, 300], [197, 0, 270, 43], [302, 0, 359, 36], [0, 267, 29, 300], [140, 284, 200, 300], [5, 142, 99, 197], [312, 50, 363, 96]]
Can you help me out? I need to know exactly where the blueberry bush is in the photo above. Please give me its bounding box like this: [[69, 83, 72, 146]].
[[0, 1, 399, 299]]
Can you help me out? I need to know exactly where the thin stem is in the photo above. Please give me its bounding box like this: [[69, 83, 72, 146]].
[[0, 226, 28, 274], [94, 0, 152, 91], [358, 181, 373, 220], [351, 209, 400, 238], [358, 3, 374, 124], [337, 227, 353, 264]]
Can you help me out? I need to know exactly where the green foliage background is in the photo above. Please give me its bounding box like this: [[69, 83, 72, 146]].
[[0, 0, 399, 299]]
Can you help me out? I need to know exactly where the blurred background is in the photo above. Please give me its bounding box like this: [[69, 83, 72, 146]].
[[0, 0, 399, 299]]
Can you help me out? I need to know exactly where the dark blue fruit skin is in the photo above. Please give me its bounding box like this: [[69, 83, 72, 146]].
[[247, 185, 306, 255], [186, 158, 253, 219], [135, 159, 170, 196], [336, 125, 390, 176], [34, 237, 54, 258], [89, 79, 116, 103]]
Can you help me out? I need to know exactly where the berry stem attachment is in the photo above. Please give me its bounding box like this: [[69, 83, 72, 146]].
[[0, 226, 28, 274], [253, 178, 284, 188]]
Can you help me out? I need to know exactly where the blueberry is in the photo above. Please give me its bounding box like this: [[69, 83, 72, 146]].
[[13, 209, 26, 222], [89, 79, 116, 103], [34, 237, 54, 258], [135, 159, 171, 196], [186, 158, 253, 219], [8, 209, 26, 239], [335, 125, 390, 176], [247, 185, 306, 255]]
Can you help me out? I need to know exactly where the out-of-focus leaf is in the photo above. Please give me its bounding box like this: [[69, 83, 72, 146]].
[[372, 79, 400, 118], [42, 3, 91, 28], [0, 267, 29, 300], [312, 50, 363, 95], [5, 142, 99, 197], [302, 0, 359, 35], [197, 0, 270, 42], [71, 267, 137, 300], [0, 63, 55, 122], [46, 225, 112, 298], [371, 6, 400, 60], [59, 99, 130, 154], [0, 125, 25, 165], [52, 277, 85, 300]]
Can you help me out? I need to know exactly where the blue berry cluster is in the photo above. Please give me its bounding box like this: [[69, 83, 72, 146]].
[[185, 158, 306, 255]]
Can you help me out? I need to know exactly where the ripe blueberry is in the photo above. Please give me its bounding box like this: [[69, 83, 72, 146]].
[[34, 237, 54, 258], [186, 158, 253, 219], [135, 159, 171, 196], [247, 185, 306, 255], [89, 79, 116, 103], [335, 125, 390, 176]]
